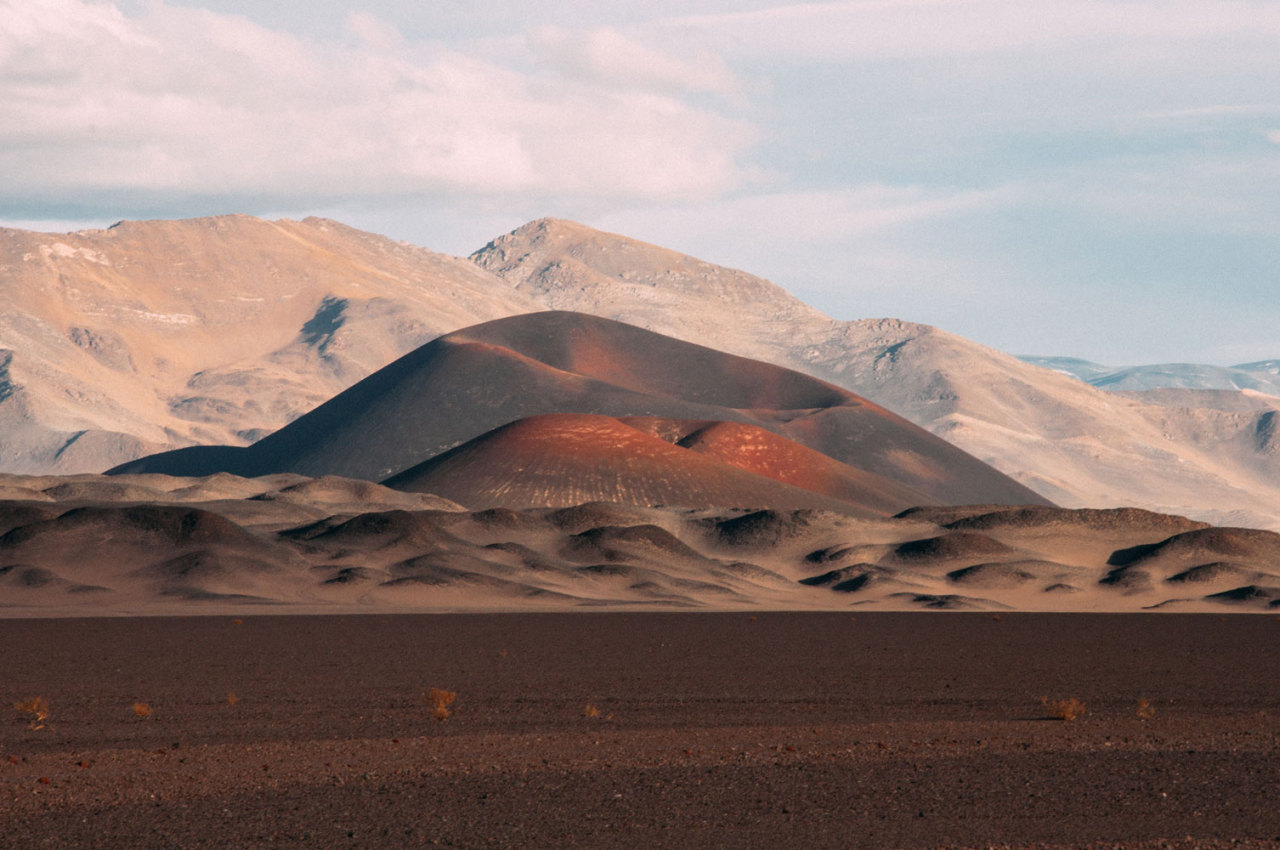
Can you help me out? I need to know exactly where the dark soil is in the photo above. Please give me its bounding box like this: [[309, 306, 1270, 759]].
[[2, 613, 1278, 849]]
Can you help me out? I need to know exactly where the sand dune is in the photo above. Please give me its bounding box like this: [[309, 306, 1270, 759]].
[[2, 473, 1277, 615], [0, 504, 311, 604]]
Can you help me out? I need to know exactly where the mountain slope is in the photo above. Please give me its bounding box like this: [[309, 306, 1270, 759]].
[[472, 220, 1280, 529], [0, 215, 538, 473], [383, 413, 884, 513], [116, 312, 1046, 511], [6, 214, 1280, 530]]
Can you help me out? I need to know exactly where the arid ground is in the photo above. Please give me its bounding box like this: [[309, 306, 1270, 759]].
[[3, 613, 1277, 848]]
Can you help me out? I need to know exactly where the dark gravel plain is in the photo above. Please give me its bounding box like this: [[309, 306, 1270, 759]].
[[2, 612, 1278, 849]]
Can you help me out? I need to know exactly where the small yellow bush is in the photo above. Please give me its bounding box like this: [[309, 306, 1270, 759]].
[[426, 687, 457, 721], [14, 696, 49, 730], [1042, 696, 1086, 721]]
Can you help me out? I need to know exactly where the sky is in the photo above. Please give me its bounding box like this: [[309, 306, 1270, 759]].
[[3, 0, 1278, 365]]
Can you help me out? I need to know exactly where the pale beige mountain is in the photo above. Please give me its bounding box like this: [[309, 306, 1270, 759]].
[[1113, 387, 1280, 414], [472, 219, 1280, 530], [0, 216, 539, 473], [4, 214, 1279, 531]]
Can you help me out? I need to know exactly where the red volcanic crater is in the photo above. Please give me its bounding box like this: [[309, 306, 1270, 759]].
[[620, 417, 932, 516], [113, 311, 1049, 510], [384, 413, 877, 514]]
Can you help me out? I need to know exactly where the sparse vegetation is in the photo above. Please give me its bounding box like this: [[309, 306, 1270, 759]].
[[14, 696, 49, 730], [426, 687, 457, 721], [1137, 698, 1155, 719], [1042, 696, 1086, 721], [132, 701, 153, 719]]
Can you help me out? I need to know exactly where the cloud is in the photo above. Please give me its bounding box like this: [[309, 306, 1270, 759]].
[[594, 183, 1019, 301], [527, 26, 738, 96], [601, 183, 1013, 245], [663, 0, 1280, 60], [344, 10, 403, 52], [0, 216, 116, 234], [0, 0, 755, 209]]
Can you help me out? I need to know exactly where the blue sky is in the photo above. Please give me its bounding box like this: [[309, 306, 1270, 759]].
[[3, 0, 1278, 365]]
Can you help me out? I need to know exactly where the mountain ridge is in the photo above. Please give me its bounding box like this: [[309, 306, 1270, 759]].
[[1020, 356, 1280, 396], [4, 214, 1279, 529], [0, 214, 539, 472], [467, 219, 1280, 529]]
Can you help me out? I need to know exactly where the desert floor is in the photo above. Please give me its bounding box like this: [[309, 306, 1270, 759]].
[[2, 613, 1278, 849]]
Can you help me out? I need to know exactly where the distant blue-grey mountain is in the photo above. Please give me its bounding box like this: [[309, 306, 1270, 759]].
[[1021, 357, 1280, 396]]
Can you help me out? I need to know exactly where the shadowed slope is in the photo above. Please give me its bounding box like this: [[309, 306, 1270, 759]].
[[1108, 526, 1280, 575], [115, 312, 1047, 509], [383, 414, 870, 513], [0, 505, 309, 602], [4, 470, 1278, 613]]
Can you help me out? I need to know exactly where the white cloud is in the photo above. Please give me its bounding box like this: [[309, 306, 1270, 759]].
[[600, 184, 1013, 248], [0, 0, 754, 205], [593, 183, 1019, 307], [344, 10, 402, 52], [663, 0, 1280, 60], [528, 26, 738, 96]]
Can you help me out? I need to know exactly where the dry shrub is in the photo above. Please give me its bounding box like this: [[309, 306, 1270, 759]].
[[583, 704, 601, 718], [1042, 696, 1086, 721], [14, 696, 49, 730], [426, 687, 457, 721], [1136, 699, 1155, 719], [132, 701, 153, 719]]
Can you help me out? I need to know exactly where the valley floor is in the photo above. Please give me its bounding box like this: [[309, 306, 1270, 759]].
[[2, 613, 1278, 849]]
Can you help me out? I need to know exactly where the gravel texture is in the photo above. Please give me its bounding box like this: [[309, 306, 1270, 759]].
[[2, 612, 1278, 848]]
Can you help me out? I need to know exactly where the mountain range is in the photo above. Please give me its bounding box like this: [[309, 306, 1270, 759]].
[[3, 215, 1278, 529], [1021, 356, 1280, 396]]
